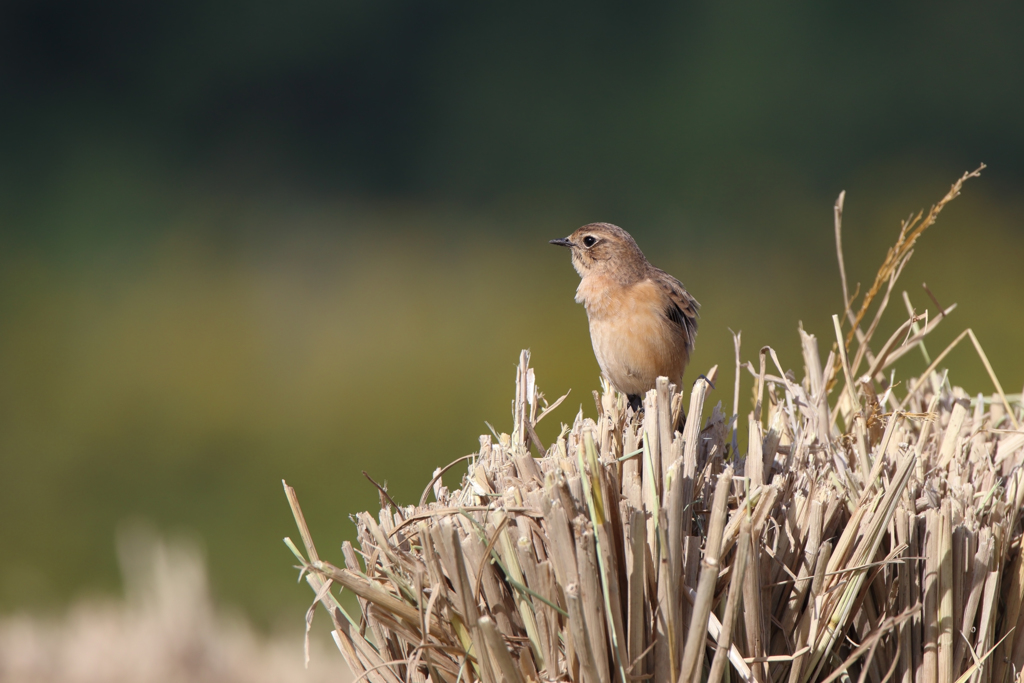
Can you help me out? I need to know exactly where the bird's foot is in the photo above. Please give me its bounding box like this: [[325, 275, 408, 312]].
[[696, 374, 716, 390]]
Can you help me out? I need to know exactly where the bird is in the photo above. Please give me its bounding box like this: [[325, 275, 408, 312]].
[[550, 222, 699, 412]]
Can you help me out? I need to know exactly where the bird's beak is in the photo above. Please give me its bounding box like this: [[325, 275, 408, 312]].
[[549, 237, 573, 248]]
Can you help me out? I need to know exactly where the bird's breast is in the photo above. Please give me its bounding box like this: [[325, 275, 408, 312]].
[[576, 274, 631, 319], [576, 275, 661, 322], [576, 277, 690, 395]]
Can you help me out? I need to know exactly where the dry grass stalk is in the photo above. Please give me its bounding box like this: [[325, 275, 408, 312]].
[[284, 171, 1024, 683], [837, 164, 984, 364]]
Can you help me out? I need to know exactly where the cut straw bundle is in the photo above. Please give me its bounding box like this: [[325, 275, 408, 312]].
[[285, 167, 1024, 683]]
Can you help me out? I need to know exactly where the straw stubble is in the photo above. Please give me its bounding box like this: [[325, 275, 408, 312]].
[[282, 170, 1024, 683]]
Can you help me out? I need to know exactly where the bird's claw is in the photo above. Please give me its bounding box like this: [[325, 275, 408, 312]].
[[696, 374, 716, 390]]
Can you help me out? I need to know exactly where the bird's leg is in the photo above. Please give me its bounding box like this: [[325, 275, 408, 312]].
[[627, 394, 642, 413]]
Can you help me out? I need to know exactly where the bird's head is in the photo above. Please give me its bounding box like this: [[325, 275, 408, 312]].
[[549, 222, 648, 282]]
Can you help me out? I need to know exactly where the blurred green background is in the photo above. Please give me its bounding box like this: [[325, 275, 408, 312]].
[[1, 1, 1022, 628]]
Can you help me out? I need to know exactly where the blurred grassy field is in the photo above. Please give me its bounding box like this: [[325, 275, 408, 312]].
[[0, 169, 1021, 627]]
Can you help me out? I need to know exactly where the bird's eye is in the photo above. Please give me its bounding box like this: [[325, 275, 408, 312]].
[[582, 235, 597, 247]]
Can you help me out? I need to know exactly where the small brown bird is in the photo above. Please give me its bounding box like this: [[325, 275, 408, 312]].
[[550, 223, 699, 411]]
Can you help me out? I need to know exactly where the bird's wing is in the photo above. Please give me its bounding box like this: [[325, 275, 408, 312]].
[[651, 269, 700, 352]]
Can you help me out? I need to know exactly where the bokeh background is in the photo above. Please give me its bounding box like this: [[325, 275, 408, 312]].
[[1, 0, 1023, 646]]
